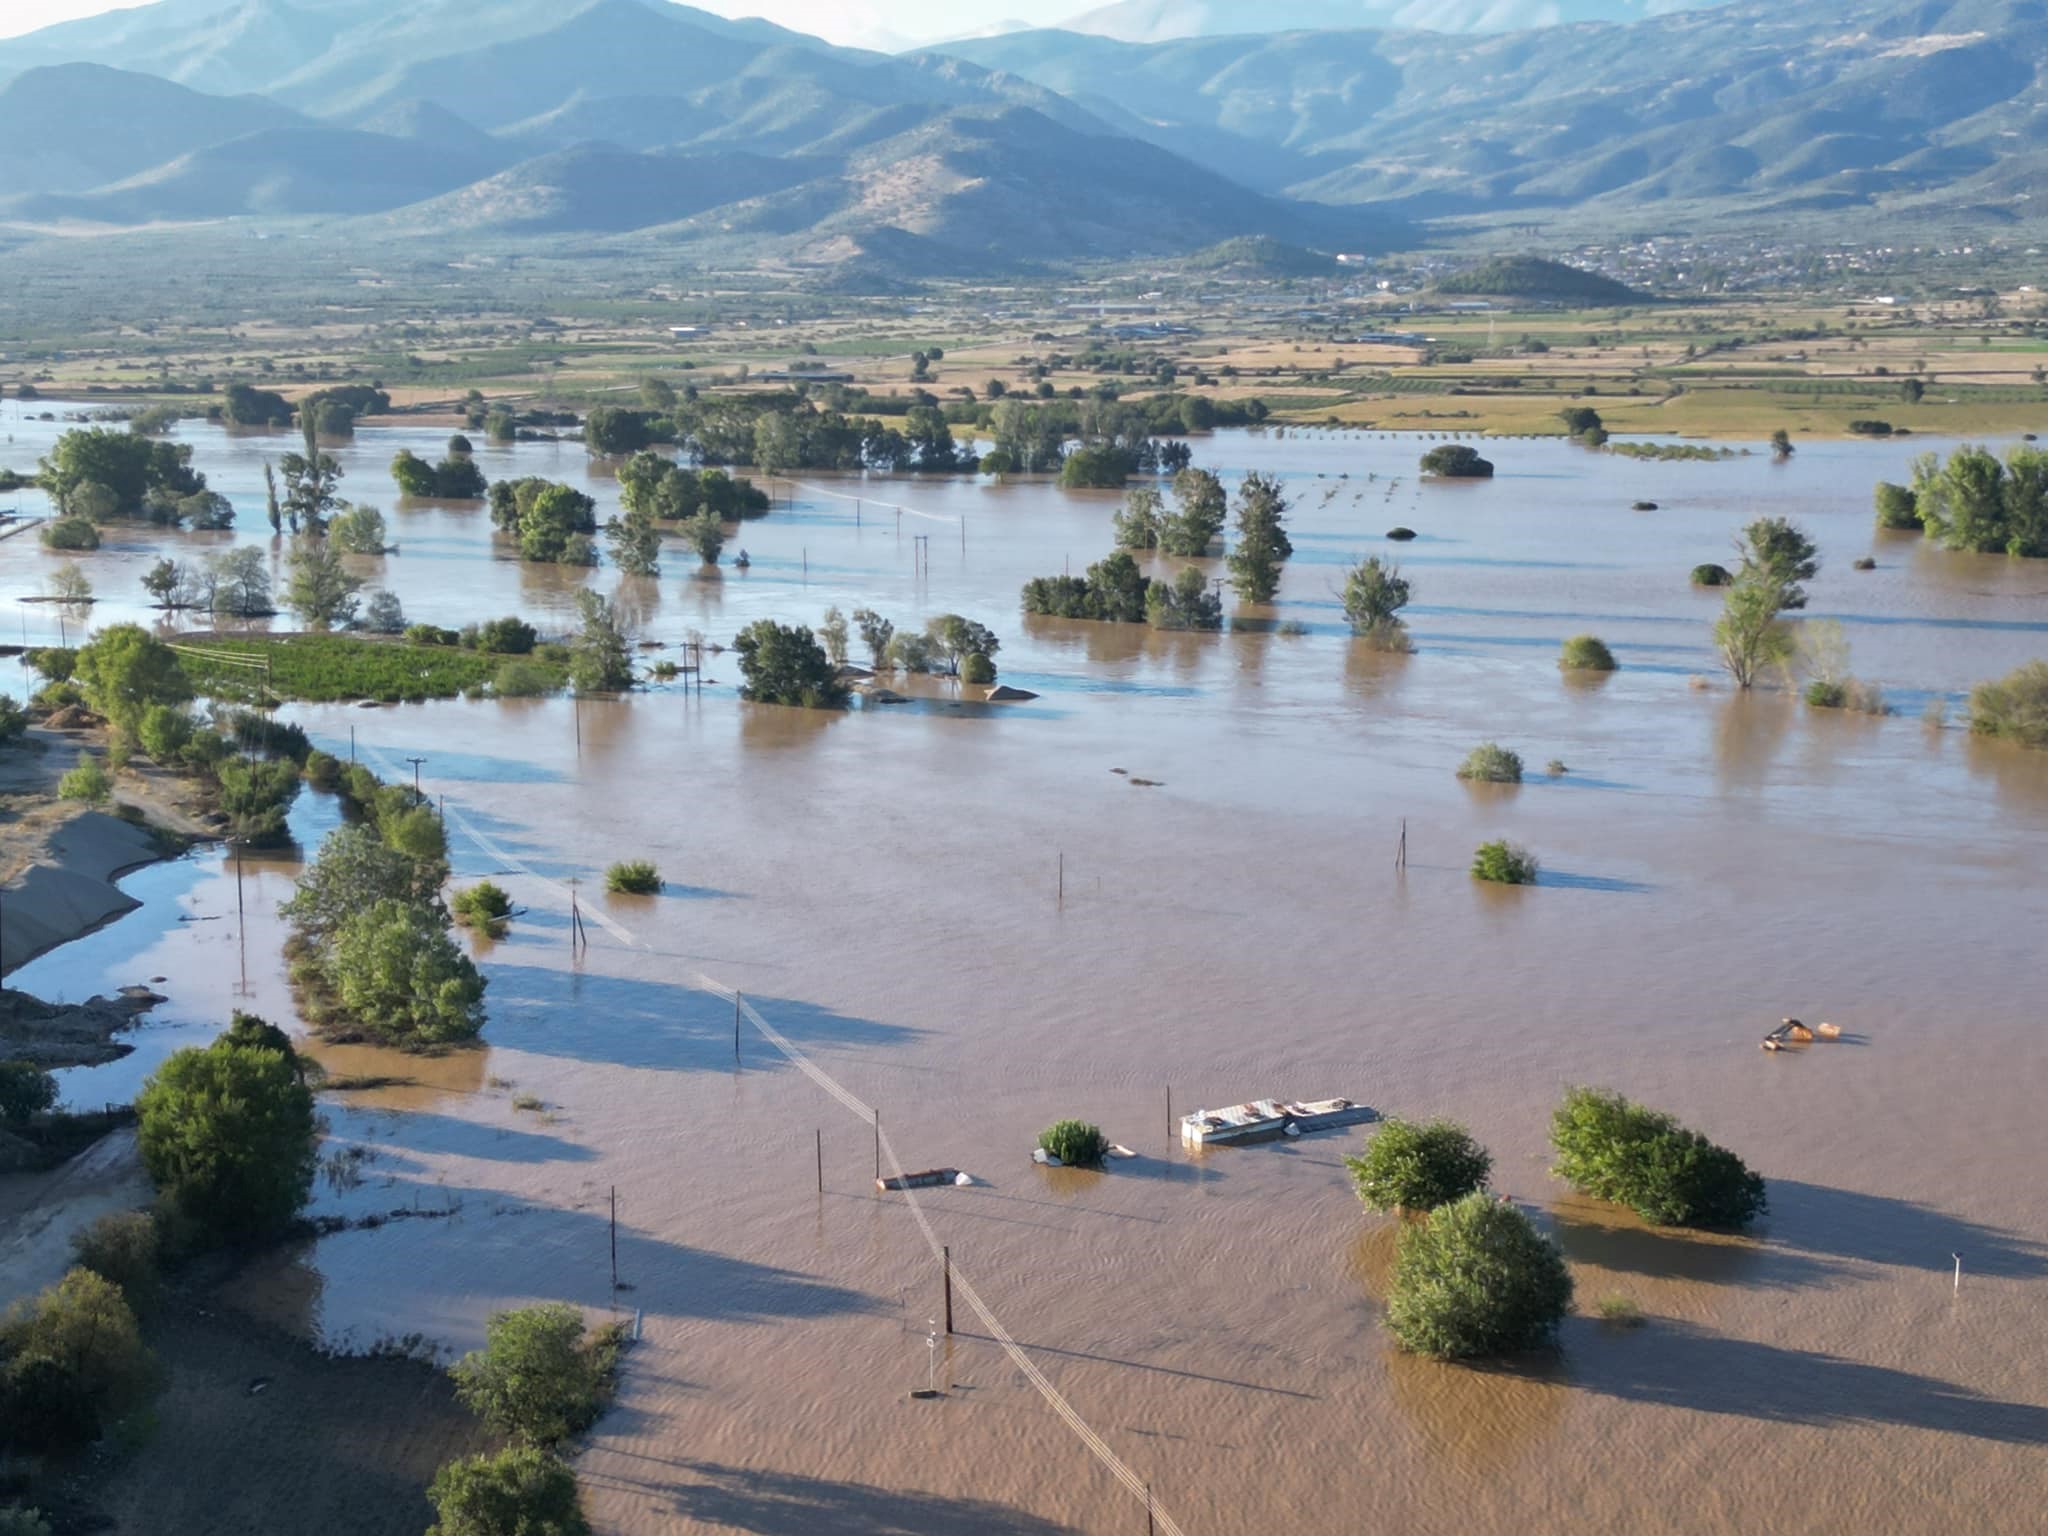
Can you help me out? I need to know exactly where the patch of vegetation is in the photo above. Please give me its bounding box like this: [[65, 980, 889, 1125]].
[[450, 1303, 623, 1447], [1873, 481, 1922, 531], [1435, 255, 1644, 304], [0, 1061, 56, 1128], [1385, 1192, 1573, 1360], [427, 1447, 589, 1536], [69, 1211, 160, 1312], [1037, 1119, 1109, 1169], [174, 635, 568, 703], [1345, 1118, 1492, 1213], [1471, 839, 1538, 885], [452, 882, 513, 930], [732, 620, 847, 708], [1419, 444, 1493, 478], [57, 751, 111, 803], [1558, 634, 1616, 671], [1608, 442, 1736, 462], [1550, 1085, 1767, 1229], [1690, 563, 1732, 587], [1968, 660, 2048, 748], [605, 861, 661, 895], [1023, 550, 1153, 622], [0, 1268, 156, 1453], [1595, 1294, 1645, 1327], [1457, 742, 1523, 783], [1343, 556, 1412, 651]]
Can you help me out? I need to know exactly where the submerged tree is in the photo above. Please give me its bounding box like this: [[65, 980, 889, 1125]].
[[1342, 556, 1412, 651]]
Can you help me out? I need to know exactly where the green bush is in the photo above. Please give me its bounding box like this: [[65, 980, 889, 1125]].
[[453, 882, 513, 929], [1690, 563, 1732, 587], [1873, 481, 1921, 530], [58, 752, 111, 803], [39, 515, 100, 551], [960, 652, 996, 685], [0, 1268, 156, 1453], [1037, 1119, 1109, 1168], [605, 861, 660, 895], [1558, 634, 1616, 671], [0, 1062, 56, 1127], [0, 696, 24, 745], [427, 1447, 589, 1536], [137, 703, 193, 763], [1419, 444, 1494, 478], [136, 1035, 317, 1242], [327, 899, 487, 1048], [303, 748, 342, 791], [70, 1212, 160, 1311], [215, 757, 301, 845], [1385, 1193, 1572, 1360], [1968, 660, 2048, 748], [1595, 1294, 1644, 1327], [1471, 839, 1538, 885], [474, 616, 538, 655], [732, 620, 844, 708], [1549, 1086, 1767, 1229], [1344, 1118, 1492, 1213], [450, 1304, 618, 1447], [492, 660, 557, 698], [1456, 742, 1523, 783], [1804, 679, 1847, 709]]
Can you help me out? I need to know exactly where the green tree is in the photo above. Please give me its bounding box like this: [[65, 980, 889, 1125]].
[[1967, 659, 2048, 748], [518, 484, 600, 565], [1345, 1118, 1492, 1213], [733, 620, 845, 708], [215, 757, 301, 844], [1227, 472, 1291, 604], [602, 508, 662, 577], [1550, 1086, 1767, 1228], [1419, 444, 1493, 478], [852, 608, 894, 668], [282, 822, 441, 948], [1385, 1192, 1572, 1360], [570, 591, 632, 693], [817, 607, 849, 668], [39, 514, 100, 551], [0, 1061, 56, 1127], [1738, 516, 1819, 608], [1471, 838, 1537, 884], [327, 503, 388, 555], [390, 450, 438, 497], [680, 512, 723, 565], [48, 562, 92, 606], [70, 1212, 160, 1311], [1037, 1119, 1109, 1168], [1769, 428, 1794, 459], [277, 415, 343, 535], [72, 624, 191, 734], [450, 1304, 612, 1446], [1558, 634, 1616, 671], [136, 1038, 317, 1240], [207, 547, 273, 617], [427, 1448, 589, 1536], [328, 899, 487, 1048], [582, 407, 653, 456], [1160, 468, 1227, 556], [39, 427, 203, 514], [1144, 566, 1221, 630], [284, 541, 363, 630], [923, 614, 1000, 677], [1112, 486, 1163, 548], [1342, 556, 1411, 650], [137, 704, 194, 763], [0, 1268, 156, 1452], [1713, 571, 1795, 689]]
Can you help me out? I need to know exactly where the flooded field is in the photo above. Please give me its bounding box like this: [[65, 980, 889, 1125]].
[[7, 410, 2048, 1534]]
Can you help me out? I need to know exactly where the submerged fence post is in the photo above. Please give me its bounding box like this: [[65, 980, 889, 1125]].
[[873, 1109, 881, 1183], [609, 1185, 618, 1291], [816, 1128, 823, 1194], [734, 991, 742, 1065], [943, 1245, 954, 1335]]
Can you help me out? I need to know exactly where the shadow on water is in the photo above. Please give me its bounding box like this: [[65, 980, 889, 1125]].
[[336, 1108, 598, 1165], [1765, 1179, 2048, 1279], [1535, 869, 1654, 894], [475, 964, 922, 1073], [1572, 1318, 2048, 1445], [1551, 1198, 1831, 1289], [596, 1461, 1077, 1536]]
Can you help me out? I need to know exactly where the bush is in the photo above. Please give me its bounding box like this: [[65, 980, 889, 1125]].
[[215, 757, 301, 845], [0, 1268, 156, 1452], [1549, 1086, 1767, 1229], [303, 749, 342, 791], [427, 1447, 589, 1536], [1969, 660, 2048, 748], [1595, 1294, 1644, 1327], [70, 1212, 159, 1310], [1690, 563, 1732, 587], [492, 660, 557, 697], [1471, 839, 1537, 885], [58, 752, 111, 803], [136, 1036, 317, 1242], [959, 652, 996, 684], [0, 696, 23, 745], [453, 882, 513, 929], [0, 1062, 56, 1127], [1873, 481, 1921, 530], [1558, 634, 1616, 671], [137, 703, 194, 763], [475, 616, 538, 655], [605, 861, 660, 895], [1456, 742, 1523, 783], [40, 515, 100, 551], [1037, 1119, 1108, 1168], [450, 1303, 616, 1447], [1804, 679, 1847, 709], [1419, 444, 1493, 478], [327, 899, 487, 1048], [1344, 1118, 1492, 1213], [1385, 1193, 1572, 1360]]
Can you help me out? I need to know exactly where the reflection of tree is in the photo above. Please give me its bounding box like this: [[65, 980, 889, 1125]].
[[1964, 731, 2048, 817], [1343, 637, 1413, 703], [738, 700, 844, 752], [1711, 690, 1794, 790]]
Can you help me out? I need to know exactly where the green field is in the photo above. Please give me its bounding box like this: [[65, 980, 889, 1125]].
[[171, 634, 568, 703]]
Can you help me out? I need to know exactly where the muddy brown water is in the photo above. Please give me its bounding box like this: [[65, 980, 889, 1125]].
[[7, 413, 2048, 1533]]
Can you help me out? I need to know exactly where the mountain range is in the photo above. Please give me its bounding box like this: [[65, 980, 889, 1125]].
[[0, 0, 2041, 277]]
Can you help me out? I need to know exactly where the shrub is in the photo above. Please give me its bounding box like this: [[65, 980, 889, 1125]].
[[1968, 660, 2048, 748], [1545, 759, 1567, 776], [1385, 1192, 1572, 1360], [450, 1303, 616, 1447], [605, 861, 660, 895], [1037, 1119, 1108, 1168], [1419, 444, 1493, 478], [1690, 563, 1732, 587], [0, 696, 24, 745], [1595, 1294, 1644, 1327], [58, 752, 111, 802], [70, 1212, 159, 1310], [427, 1447, 589, 1536], [137, 703, 194, 763], [0, 1061, 56, 1127], [137, 1036, 317, 1242], [1344, 1118, 1492, 1213], [327, 899, 487, 1048], [303, 749, 342, 791], [1558, 634, 1616, 671], [1471, 839, 1537, 885], [1804, 679, 1847, 709], [475, 616, 538, 655], [453, 882, 513, 929], [492, 660, 557, 697], [361, 589, 406, 633], [732, 620, 844, 708], [1873, 481, 1921, 530], [1343, 556, 1411, 650], [1549, 1086, 1767, 1229], [215, 757, 301, 844], [40, 515, 100, 551], [960, 652, 996, 684], [0, 1268, 156, 1453], [1456, 742, 1523, 783]]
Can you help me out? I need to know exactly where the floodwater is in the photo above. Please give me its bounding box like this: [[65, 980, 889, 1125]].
[[7, 409, 2048, 1535]]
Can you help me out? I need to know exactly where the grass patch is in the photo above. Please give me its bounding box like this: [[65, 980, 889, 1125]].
[[1969, 660, 2048, 748], [1037, 1118, 1109, 1168], [174, 635, 568, 703], [1595, 1294, 1645, 1327], [605, 860, 661, 895], [511, 1093, 544, 1113]]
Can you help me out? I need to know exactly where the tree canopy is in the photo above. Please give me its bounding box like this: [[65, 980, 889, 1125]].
[[1550, 1086, 1767, 1229], [1346, 1118, 1493, 1213], [136, 1033, 317, 1242], [1385, 1193, 1573, 1360], [733, 620, 845, 708]]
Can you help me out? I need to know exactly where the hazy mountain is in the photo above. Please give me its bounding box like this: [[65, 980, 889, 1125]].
[[942, 0, 2048, 221], [0, 61, 300, 193], [1051, 0, 1726, 43]]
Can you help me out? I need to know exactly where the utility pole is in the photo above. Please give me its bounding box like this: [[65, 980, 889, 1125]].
[[405, 755, 426, 805]]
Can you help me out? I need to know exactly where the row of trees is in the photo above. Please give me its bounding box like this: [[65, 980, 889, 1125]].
[[1343, 1089, 1765, 1360], [1876, 445, 2048, 557]]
